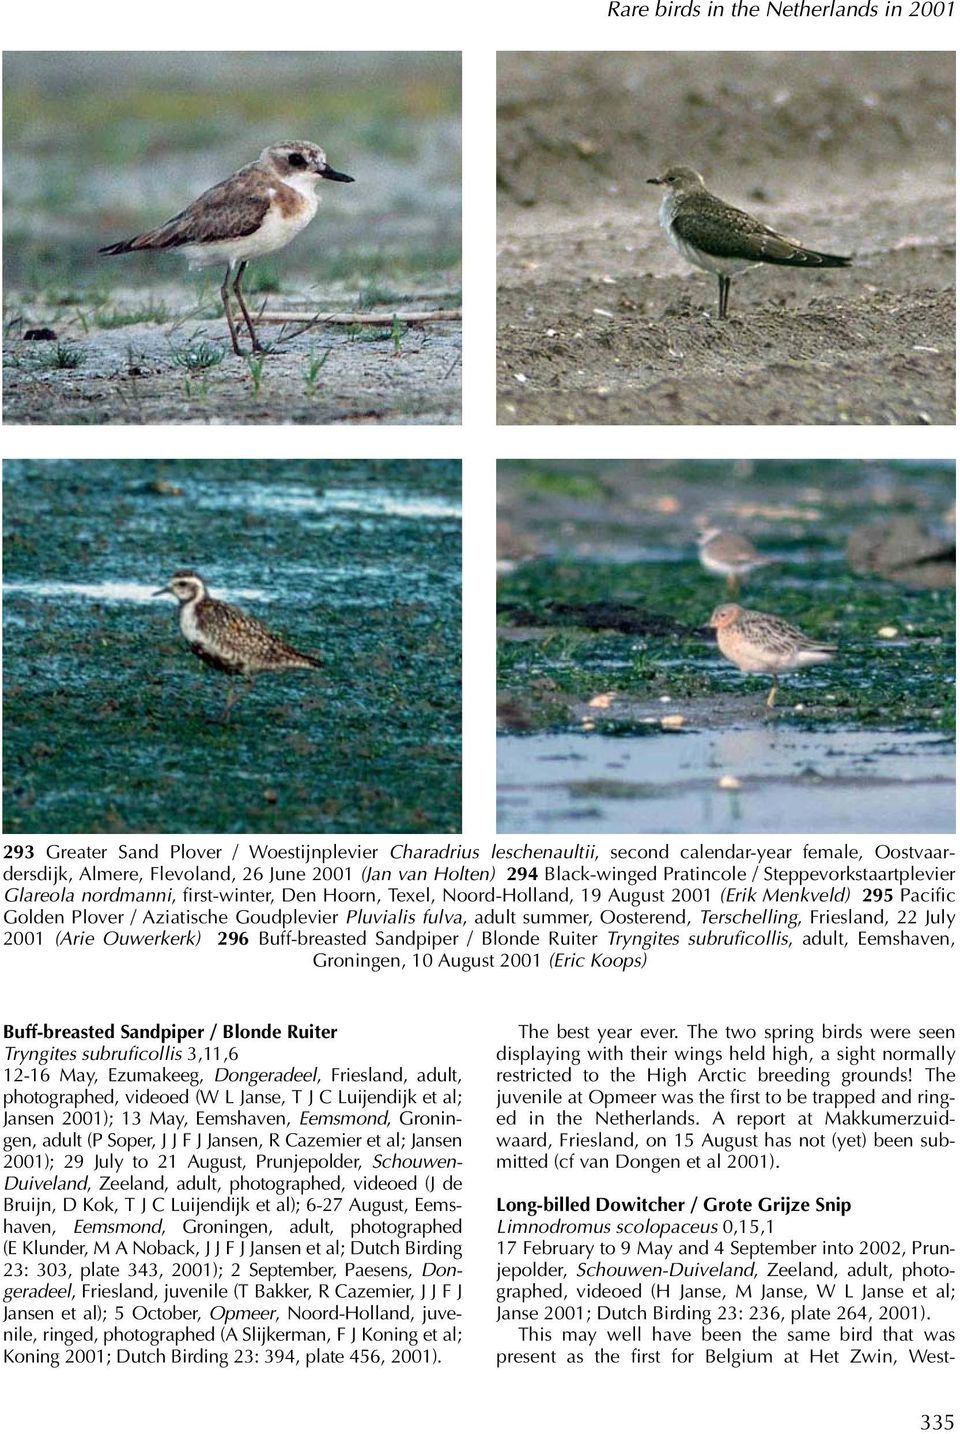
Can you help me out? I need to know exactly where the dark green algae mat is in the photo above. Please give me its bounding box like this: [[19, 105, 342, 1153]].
[[3, 460, 461, 834], [498, 554, 955, 731]]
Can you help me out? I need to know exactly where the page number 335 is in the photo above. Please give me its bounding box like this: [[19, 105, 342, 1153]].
[[921, 1418, 954, 1431]]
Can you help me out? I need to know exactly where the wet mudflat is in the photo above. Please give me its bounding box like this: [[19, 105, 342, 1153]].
[[496, 460, 955, 835], [3, 461, 462, 833], [497, 53, 955, 426]]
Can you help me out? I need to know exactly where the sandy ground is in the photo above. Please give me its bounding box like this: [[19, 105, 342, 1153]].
[[497, 53, 955, 426], [4, 297, 461, 425]]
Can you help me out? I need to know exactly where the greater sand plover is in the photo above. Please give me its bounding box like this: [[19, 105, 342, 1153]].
[[154, 570, 322, 721], [647, 167, 851, 319], [697, 528, 772, 595], [709, 602, 836, 708], [100, 142, 354, 355]]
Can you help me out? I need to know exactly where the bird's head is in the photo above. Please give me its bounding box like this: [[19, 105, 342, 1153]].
[[154, 570, 207, 605], [262, 141, 354, 185], [647, 166, 706, 193], [709, 603, 744, 629], [696, 527, 722, 548]]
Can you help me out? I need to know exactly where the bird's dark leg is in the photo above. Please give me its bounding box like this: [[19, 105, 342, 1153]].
[[766, 675, 779, 710], [718, 275, 731, 320], [218, 680, 238, 724], [220, 266, 243, 356], [232, 261, 263, 353], [219, 674, 256, 723]]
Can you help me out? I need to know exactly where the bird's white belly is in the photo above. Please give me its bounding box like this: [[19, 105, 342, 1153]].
[[723, 635, 831, 675], [788, 649, 834, 671], [736, 649, 781, 674], [658, 193, 756, 277], [183, 193, 319, 270], [721, 639, 781, 675], [669, 231, 757, 278], [701, 552, 754, 577]]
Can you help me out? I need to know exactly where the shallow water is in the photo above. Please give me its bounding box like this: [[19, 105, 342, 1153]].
[[498, 729, 956, 835]]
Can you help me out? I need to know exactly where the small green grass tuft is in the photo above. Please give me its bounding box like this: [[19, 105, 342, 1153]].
[[53, 343, 83, 369], [345, 325, 393, 343], [246, 354, 266, 397], [303, 346, 331, 397], [169, 336, 225, 372], [182, 375, 210, 402]]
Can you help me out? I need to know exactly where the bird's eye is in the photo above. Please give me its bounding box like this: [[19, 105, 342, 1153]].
[[288, 152, 307, 168]]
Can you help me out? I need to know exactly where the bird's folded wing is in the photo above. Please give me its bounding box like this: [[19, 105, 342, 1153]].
[[672, 200, 802, 263], [738, 617, 805, 655], [229, 609, 291, 660], [716, 536, 760, 561], [126, 176, 272, 250]]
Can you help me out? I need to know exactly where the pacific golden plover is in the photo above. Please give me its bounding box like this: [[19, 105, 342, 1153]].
[[647, 167, 851, 319], [100, 142, 354, 355], [697, 528, 772, 595], [154, 570, 322, 720], [709, 602, 836, 708]]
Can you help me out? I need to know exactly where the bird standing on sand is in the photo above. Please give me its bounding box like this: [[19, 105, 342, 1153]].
[[154, 570, 322, 721], [100, 142, 354, 356], [709, 602, 836, 708], [647, 167, 851, 319], [697, 528, 772, 595]]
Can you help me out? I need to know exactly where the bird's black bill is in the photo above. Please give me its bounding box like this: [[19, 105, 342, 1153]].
[[646, 177, 663, 185], [321, 165, 355, 183], [152, 586, 171, 597]]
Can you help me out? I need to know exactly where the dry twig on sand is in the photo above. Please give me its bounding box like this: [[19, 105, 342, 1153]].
[[255, 308, 462, 340]]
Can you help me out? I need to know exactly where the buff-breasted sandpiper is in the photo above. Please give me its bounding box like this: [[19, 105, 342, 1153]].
[[709, 602, 836, 708]]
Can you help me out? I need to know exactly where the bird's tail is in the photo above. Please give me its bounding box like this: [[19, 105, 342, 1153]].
[[797, 248, 851, 268], [99, 225, 173, 256], [99, 236, 145, 256], [289, 650, 324, 670], [773, 246, 852, 269]]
